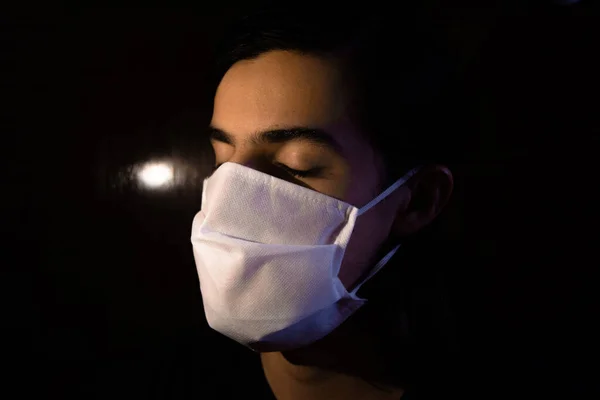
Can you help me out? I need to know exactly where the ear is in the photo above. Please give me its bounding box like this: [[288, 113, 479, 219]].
[[391, 164, 454, 237]]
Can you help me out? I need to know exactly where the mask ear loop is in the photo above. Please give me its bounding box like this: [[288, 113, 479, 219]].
[[350, 243, 401, 296], [357, 166, 421, 217], [350, 166, 421, 296]]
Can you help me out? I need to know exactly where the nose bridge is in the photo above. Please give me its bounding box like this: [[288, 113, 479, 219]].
[[228, 146, 271, 175]]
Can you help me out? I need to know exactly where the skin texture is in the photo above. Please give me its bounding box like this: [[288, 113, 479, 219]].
[[210, 50, 453, 399]]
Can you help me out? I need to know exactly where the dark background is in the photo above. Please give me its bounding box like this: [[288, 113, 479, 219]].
[[5, 1, 599, 398]]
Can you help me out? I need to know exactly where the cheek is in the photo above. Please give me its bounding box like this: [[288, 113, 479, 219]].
[[309, 179, 349, 202], [339, 148, 383, 208], [310, 154, 379, 206], [325, 122, 384, 207], [346, 168, 381, 207]]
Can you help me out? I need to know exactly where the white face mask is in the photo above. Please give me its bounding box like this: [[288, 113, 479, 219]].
[[191, 162, 419, 352]]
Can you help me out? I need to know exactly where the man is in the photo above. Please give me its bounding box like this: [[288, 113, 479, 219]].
[[192, 6, 460, 399]]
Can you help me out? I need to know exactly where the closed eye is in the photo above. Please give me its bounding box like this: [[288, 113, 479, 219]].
[[213, 162, 322, 179], [274, 162, 323, 179]]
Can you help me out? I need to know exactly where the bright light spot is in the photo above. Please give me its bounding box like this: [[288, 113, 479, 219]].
[[138, 162, 174, 188]]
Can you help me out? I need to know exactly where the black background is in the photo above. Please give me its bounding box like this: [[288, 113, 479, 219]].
[[5, 1, 599, 398]]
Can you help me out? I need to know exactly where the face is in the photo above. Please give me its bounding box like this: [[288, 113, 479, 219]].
[[210, 50, 450, 289]]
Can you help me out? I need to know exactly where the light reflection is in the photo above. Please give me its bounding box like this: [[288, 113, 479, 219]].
[[137, 162, 174, 189], [108, 156, 207, 195]]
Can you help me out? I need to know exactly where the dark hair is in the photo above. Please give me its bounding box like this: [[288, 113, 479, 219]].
[[213, 4, 465, 189], [213, 4, 464, 395]]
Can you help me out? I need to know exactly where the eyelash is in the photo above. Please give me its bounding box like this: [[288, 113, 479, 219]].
[[275, 163, 322, 179], [212, 163, 321, 179]]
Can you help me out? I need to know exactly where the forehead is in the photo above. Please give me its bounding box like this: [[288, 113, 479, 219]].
[[212, 50, 348, 134]]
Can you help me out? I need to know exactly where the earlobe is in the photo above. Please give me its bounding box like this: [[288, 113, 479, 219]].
[[391, 165, 453, 237]]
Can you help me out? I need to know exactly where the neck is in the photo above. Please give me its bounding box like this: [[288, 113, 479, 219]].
[[261, 351, 405, 400]]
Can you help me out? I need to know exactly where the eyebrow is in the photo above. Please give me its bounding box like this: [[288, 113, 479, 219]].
[[208, 125, 343, 154]]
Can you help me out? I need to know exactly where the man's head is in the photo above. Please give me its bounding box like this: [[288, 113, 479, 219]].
[[209, 7, 454, 289]]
